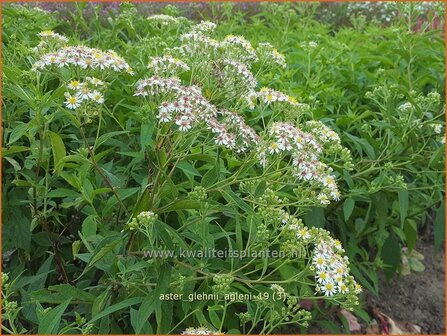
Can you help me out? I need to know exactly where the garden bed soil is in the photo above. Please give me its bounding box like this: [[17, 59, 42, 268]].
[[365, 238, 445, 334], [307, 237, 445, 334]]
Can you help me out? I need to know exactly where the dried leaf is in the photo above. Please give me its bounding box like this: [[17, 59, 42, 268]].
[[339, 308, 362, 332]]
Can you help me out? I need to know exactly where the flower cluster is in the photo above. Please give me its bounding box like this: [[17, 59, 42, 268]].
[[136, 75, 260, 153], [182, 327, 220, 335], [33, 45, 133, 74], [267, 122, 321, 154], [176, 21, 286, 76], [256, 42, 287, 68], [295, 158, 340, 204], [38, 30, 68, 43], [270, 284, 286, 295], [128, 211, 157, 231], [218, 59, 257, 93], [212, 274, 234, 294], [147, 14, 183, 27], [431, 123, 443, 134], [220, 35, 258, 64], [280, 213, 361, 302], [191, 20, 217, 35], [147, 56, 190, 77], [134, 76, 183, 97], [188, 186, 207, 201], [305, 121, 341, 144], [179, 32, 220, 58], [256, 87, 298, 107], [64, 77, 105, 110], [32, 31, 68, 54], [312, 238, 362, 298], [260, 122, 340, 203], [135, 19, 349, 206], [216, 110, 261, 152], [301, 41, 319, 50], [397, 102, 414, 113]]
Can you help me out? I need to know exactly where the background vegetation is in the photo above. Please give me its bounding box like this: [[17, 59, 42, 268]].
[[2, 2, 445, 334]]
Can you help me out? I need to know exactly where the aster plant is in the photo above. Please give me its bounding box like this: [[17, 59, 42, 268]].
[[129, 20, 359, 334], [25, 19, 358, 335]]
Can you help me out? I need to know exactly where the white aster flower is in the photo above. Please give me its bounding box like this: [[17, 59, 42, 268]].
[[64, 94, 80, 109]]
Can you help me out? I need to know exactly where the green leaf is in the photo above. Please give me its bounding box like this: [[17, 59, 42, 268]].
[[78, 238, 122, 278], [46, 188, 80, 198], [89, 297, 144, 324], [6, 84, 35, 107], [3, 201, 31, 250], [2, 145, 30, 157], [177, 161, 201, 178], [221, 188, 252, 213], [96, 131, 129, 149], [304, 207, 325, 228], [160, 199, 202, 213], [20, 256, 54, 323], [140, 123, 155, 150], [82, 179, 94, 203], [8, 122, 30, 145], [92, 287, 112, 317], [345, 133, 375, 159], [48, 131, 66, 173], [201, 164, 219, 188], [31, 285, 96, 304], [253, 181, 267, 197], [343, 197, 355, 221], [82, 215, 97, 237], [208, 308, 221, 330], [403, 219, 417, 251], [37, 298, 71, 334], [397, 189, 408, 228], [104, 187, 139, 215], [133, 295, 156, 334], [381, 233, 401, 279]]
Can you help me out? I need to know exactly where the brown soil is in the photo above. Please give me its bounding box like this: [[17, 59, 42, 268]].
[[306, 237, 445, 334], [365, 238, 445, 334]]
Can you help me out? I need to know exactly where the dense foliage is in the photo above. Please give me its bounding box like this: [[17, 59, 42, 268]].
[[2, 2, 445, 334]]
